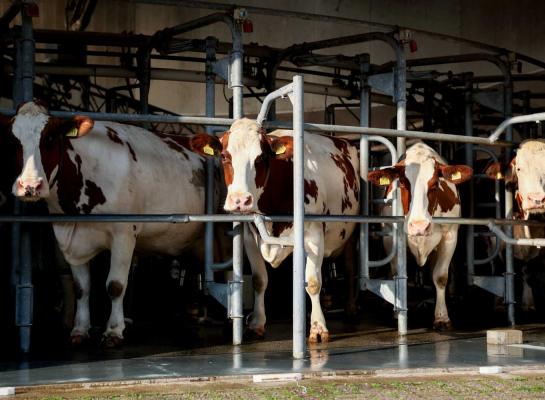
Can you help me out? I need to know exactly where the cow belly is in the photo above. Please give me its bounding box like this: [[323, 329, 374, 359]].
[[135, 222, 204, 256]]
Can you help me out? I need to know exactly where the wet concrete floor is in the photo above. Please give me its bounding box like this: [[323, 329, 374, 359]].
[[2, 320, 545, 387]]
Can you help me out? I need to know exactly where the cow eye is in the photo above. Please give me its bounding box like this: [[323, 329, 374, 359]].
[[221, 152, 230, 162]]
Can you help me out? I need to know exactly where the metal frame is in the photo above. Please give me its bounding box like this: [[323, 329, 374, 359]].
[[4, 3, 545, 361]]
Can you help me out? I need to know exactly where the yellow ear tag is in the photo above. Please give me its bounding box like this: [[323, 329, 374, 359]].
[[496, 172, 503, 180], [275, 144, 286, 155], [379, 176, 390, 185], [203, 144, 215, 156], [66, 127, 78, 138], [451, 171, 462, 180]]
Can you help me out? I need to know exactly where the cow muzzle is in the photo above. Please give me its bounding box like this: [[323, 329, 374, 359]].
[[15, 177, 47, 201], [407, 219, 432, 236], [225, 191, 255, 213], [525, 192, 545, 211]]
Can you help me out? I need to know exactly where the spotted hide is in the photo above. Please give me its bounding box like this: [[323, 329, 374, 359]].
[[7, 102, 207, 345], [368, 142, 472, 330], [485, 139, 545, 311], [191, 118, 359, 343]]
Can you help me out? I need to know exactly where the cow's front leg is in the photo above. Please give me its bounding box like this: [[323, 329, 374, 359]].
[[431, 230, 456, 331], [244, 225, 268, 338], [70, 262, 91, 346], [103, 231, 136, 347], [305, 224, 328, 343]]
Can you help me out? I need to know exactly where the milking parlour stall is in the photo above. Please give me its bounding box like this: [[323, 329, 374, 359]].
[[2, 1, 545, 398]]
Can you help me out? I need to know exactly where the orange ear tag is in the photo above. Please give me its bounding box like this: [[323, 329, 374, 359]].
[[379, 176, 390, 186], [451, 171, 462, 180], [203, 144, 215, 156], [275, 144, 286, 155], [66, 127, 78, 137]]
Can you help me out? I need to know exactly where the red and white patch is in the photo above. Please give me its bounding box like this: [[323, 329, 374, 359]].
[[369, 142, 472, 330], [7, 101, 208, 343], [191, 118, 360, 343]]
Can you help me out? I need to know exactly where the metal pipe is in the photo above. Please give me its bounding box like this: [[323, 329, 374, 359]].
[[292, 75, 305, 359], [0, 108, 513, 147], [135, 0, 545, 71], [253, 215, 293, 246], [231, 222, 244, 345], [256, 83, 295, 126], [17, 9, 35, 355], [465, 78, 475, 287], [359, 58, 370, 290], [489, 112, 545, 142], [1, 213, 545, 226], [204, 37, 217, 296]]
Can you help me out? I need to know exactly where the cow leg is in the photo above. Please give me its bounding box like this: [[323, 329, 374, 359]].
[[70, 262, 91, 346], [431, 232, 456, 331], [522, 266, 536, 312], [244, 226, 268, 338], [306, 225, 328, 343], [103, 232, 136, 347]]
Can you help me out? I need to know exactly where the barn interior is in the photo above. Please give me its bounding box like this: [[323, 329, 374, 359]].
[[2, 0, 545, 387]]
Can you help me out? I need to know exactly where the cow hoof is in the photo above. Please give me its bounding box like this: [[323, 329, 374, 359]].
[[101, 334, 124, 348], [245, 326, 265, 340], [308, 325, 329, 344], [433, 320, 453, 331], [70, 333, 89, 347]]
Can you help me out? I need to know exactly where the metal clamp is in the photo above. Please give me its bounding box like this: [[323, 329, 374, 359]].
[[227, 279, 244, 319]]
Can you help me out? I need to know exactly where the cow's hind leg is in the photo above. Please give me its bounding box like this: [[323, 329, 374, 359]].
[[70, 262, 91, 346], [103, 231, 136, 347], [306, 224, 328, 343], [244, 226, 268, 338], [431, 230, 456, 331]]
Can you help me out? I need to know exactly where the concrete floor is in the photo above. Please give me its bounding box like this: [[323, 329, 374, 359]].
[[3, 320, 545, 387]]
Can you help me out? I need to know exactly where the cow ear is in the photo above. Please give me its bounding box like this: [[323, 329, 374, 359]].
[[484, 159, 515, 183], [66, 116, 94, 138], [190, 133, 222, 157], [269, 136, 293, 160], [368, 167, 399, 186], [439, 164, 473, 184]]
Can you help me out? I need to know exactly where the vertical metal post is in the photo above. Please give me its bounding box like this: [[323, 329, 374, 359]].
[[204, 37, 217, 287], [503, 74, 515, 326], [394, 40, 407, 335], [292, 75, 306, 359], [230, 23, 244, 345], [464, 78, 475, 287], [359, 56, 370, 289], [16, 9, 35, 354]]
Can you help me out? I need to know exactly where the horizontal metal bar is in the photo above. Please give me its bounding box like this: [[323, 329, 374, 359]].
[[0, 109, 513, 147], [489, 112, 545, 142], [1, 214, 544, 226], [488, 222, 545, 247]]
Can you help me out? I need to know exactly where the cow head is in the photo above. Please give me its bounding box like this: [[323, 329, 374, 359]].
[[368, 149, 472, 237], [485, 140, 545, 218], [7, 101, 93, 201], [190, 118, 292, 213]]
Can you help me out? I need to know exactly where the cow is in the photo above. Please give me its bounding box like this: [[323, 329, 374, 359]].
[[485, 139, 545, 312], [1, 101, 210, 346], [368, 142, 472, 330], [190, 118, 359, 343]]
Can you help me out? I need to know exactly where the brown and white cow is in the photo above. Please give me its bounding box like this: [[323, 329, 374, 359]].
[[368, 142, 472, 330], [485, 139, 545, 311], [191, 118, 359, 343], [2, 101, 209, 346]]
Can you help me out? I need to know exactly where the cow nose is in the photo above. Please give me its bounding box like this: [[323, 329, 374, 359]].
[[408, 219, 431, 236], [527, 192, 545, 205], [18, 178, 44, 197], [227, 192, 254, 212]]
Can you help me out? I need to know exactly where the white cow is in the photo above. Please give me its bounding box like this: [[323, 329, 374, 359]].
[[368, 143, 472, 330], [5, 101, 209, 346], [191, 118, 360, 343]]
